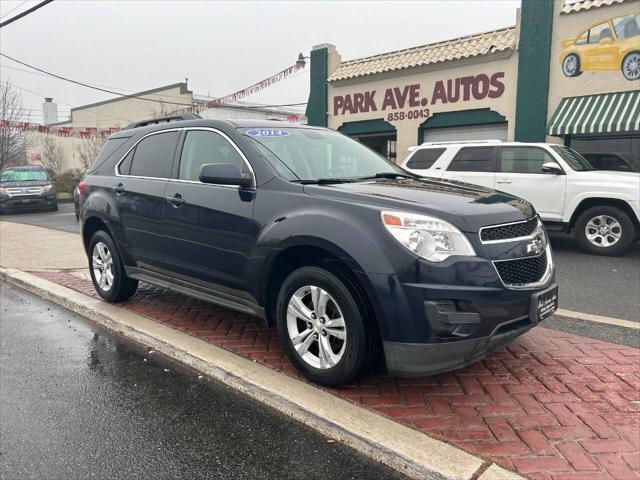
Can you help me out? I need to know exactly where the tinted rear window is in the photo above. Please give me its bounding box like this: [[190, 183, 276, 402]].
[[89, 137, 130, 173], [447, 147, 496, 172], [129, 131, 180, 179], [406, 148, 445, 170]]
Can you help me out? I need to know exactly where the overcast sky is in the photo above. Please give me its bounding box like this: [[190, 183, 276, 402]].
[[0, 0, 520, 124]]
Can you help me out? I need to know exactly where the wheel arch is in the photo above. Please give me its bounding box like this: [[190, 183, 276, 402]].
[[258, 239, 384, 343], [568, 197, 640, 231]]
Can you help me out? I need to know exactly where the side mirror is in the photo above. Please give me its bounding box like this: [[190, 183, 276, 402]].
[[599, 37, 612, 45], [541, 162, 563, 174], [199, 163, 253, 187]]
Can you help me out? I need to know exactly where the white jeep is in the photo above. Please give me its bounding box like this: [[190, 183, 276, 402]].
[[401, 140, 640, 256]]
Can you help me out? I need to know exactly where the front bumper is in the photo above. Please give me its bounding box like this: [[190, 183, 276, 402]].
[[383, 314, 535, 377], [361, 243, 557, 376], [0, 195, 57, 211]]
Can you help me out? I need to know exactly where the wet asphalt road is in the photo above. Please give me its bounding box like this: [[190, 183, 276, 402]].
[[1, 207, 638, 321], [0, 202, 79, 234], [0, 283, 407, 480]]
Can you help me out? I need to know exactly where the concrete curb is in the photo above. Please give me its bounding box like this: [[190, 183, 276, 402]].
[[1, 267, 526, 480]]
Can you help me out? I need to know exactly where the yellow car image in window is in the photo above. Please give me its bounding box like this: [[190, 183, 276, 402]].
[[560, 14, 640, 81]]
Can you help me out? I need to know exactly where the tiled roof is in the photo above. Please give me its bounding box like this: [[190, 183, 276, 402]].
[[561, 0, 634, 14], [327, 26, 516, 82]]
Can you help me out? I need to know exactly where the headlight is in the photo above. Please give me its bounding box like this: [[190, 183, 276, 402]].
[[381, 210, 476, 262], [42, 185, 54, 193]]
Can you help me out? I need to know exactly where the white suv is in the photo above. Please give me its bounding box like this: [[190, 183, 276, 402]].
[[401, 140, 640, 256]]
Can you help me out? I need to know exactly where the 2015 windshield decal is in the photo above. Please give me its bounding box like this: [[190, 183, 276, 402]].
[[246, 129, 290, 137]]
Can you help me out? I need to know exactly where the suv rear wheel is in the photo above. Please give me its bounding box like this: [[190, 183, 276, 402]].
[[88, 230, 138, 302], [276, 266, 374, 386], [575, 206, 635, 256]]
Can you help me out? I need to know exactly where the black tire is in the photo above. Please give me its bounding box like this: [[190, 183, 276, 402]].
[[575, 206, 635, 256], [50, 203, 58, 212], [88, 230, 138, 302], [275, 266, 375, 386], [621, 51, 640, 81], [562, 53, 581, 77]]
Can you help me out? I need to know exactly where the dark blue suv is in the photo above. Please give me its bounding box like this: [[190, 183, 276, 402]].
[[81, 117, 558, 386]]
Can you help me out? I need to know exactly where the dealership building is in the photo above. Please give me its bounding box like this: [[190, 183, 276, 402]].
[[306, 0, 639, 163]]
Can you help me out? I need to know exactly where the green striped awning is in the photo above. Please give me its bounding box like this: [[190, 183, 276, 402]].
[[547, 91, 640, 136]]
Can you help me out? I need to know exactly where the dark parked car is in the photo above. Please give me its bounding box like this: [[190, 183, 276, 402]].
[[81, 116, 558, 386], [0, 165, 58, 214], [582, 152, 639, 172]]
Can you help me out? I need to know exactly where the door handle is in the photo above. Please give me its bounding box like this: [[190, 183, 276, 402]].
[[165, 193, 185, 207], [496, 179, 512, 184], [112, 183, 125, 194]]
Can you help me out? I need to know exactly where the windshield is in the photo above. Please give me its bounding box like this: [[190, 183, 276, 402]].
[[550, 146, 595, 171], [243, 127, 406, 182], [0, 169, 49, 182]]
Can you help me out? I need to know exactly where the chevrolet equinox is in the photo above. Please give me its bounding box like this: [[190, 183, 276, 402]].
[[80, 116, 558, 386]]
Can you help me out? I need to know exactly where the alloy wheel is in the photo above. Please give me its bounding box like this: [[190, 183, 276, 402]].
[[622, 52, 640, 81], [562, 55, 578, 77], [585, 215, 622, 248], [286, 285, 347, 370], [92, 241, 114, 291]]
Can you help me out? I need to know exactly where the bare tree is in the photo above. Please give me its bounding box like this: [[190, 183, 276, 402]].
[[150, 101, 172, 118], [0, 80, 27, 170], [75, 133, 106, 169], [41, 135, 64, 176]]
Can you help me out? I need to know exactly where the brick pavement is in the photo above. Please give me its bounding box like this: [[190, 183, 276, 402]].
[[34, 271, 640, 480]]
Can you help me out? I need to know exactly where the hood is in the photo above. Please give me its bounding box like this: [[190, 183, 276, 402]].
[[304, 177, 535, 233], [0, 180, 52, 188]]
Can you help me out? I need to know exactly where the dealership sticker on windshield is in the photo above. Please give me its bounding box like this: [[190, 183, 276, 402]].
[[246, 129, 289, 137]]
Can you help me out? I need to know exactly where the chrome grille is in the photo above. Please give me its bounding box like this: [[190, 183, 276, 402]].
[[5, 187, 44, 197], [480, 217, 539, 242]]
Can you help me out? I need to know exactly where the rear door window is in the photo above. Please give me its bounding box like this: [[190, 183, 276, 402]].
[[128, 131, 180, 179], [500, 147, 558, 174], [447, 147, 496, 172], [406, 148, 445, 170]]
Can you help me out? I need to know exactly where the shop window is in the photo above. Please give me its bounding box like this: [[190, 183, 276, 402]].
[[500, 147, 558, 174], [406, 148, 445, 170], [569, 135, 640, 172], [588, 22, 612, 44], [447, 147, 497, 172]]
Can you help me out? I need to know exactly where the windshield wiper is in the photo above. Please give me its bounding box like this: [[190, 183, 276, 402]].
[[295, 178, 357, 185], [358, 172, 416, 180]]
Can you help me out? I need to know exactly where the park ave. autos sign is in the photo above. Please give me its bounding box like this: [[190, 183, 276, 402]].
[[332, 72, 506, 122]]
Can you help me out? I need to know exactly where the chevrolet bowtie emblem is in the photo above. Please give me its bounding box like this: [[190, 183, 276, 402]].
[[526, 228, 546, 255]]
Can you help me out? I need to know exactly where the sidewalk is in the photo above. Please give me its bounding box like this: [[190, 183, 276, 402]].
[[2, 221, 639, 480]]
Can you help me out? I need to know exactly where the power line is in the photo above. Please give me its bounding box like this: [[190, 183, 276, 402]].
[[0, 64, 211, 101], [0, 53, 196, 107], [0, 0, 54, 28], [12, 84, 133, 122], [0, 0, 29, 20]]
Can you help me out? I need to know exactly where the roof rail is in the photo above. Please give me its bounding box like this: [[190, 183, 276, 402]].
[[124, 112, 202, 130], [419, 139, 503, 146]]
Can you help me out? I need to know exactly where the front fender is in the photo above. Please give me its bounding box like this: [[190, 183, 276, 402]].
[[253, 209, 413, 279], [564, 192, 640, 223]]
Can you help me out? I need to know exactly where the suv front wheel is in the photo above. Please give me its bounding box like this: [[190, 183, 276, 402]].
[[89, 230, 139, 302], [575, 206, 635, 256], [276, 266, 374, 386]]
